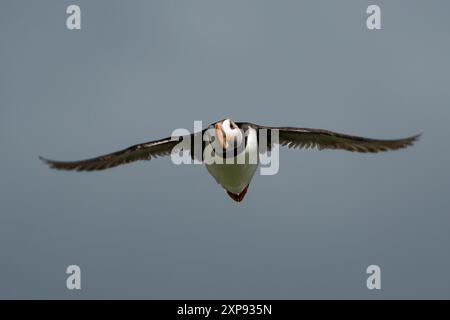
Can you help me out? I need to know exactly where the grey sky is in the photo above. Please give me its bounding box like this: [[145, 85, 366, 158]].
[[0, 0, 449, 299]]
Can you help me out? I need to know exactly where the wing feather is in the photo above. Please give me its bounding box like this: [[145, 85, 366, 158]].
[[40, 135, 188, 172], [245, 123, 420, 153]]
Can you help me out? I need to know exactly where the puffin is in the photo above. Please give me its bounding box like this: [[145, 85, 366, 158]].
[[40, 119, 420, 202]]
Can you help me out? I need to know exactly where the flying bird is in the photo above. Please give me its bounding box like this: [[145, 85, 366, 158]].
[[40, 119, 420, 202]]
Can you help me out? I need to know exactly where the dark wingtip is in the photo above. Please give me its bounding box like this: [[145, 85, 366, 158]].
[[409, 133, 422, 145], [39, 155, 59, 169]]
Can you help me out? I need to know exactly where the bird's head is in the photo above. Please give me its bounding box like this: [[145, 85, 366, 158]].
[[214, 118, 243, 150]]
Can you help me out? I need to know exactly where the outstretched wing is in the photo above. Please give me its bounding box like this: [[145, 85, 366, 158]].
[[247, 123, 420, 153], [40, 131, 204, 171]]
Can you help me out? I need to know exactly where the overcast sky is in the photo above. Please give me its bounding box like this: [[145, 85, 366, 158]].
[[0, 0, 449, 298]]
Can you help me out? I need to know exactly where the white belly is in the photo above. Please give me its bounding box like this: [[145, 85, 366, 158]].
[[206, 162, 258, 194], [204, 128, 259, 194]]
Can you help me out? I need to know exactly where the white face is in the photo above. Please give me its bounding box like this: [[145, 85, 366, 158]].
[[215, 119, 243, 150]]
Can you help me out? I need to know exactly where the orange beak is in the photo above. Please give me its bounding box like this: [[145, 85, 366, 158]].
[[215, 122, 227, 149]]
